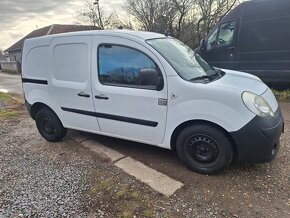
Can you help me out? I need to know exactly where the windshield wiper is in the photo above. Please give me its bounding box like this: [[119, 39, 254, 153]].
[[190, 75, 212, 81], [190, 70, 223, 82]]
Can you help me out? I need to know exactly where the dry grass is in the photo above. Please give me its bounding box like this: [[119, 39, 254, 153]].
[[0, 92, 25, 119], [272, 89, 290, 102]]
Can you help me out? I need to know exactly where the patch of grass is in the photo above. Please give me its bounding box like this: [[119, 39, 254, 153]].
[[0, 109, 19, 118], [84, 172, 171, 218], [130, 191, 141, 199], [90, 187, 98, 194], [143, 209, 154, 217], [0, 92, 25, 119], [0, 92, 14, 103], [99, 179, 113, 190], [272, 89, 290, 102], [116, 187, 129, 199], [117, 203, 135, 218], [89, 179, 114, 195]]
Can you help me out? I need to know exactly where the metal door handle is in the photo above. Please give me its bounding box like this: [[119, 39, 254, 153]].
[[77, 92, 90, 98], [95, 94, 109, 100]]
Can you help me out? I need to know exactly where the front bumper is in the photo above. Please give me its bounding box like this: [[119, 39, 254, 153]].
[[230, 107, 284, 163]]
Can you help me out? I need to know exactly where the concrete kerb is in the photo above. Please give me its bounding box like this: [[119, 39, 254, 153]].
[[70, 132, 184, 197], [115, 157, 184, 197]]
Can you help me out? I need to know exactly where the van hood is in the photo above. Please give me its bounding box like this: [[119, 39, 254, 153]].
[[214, 69, 268, 95]]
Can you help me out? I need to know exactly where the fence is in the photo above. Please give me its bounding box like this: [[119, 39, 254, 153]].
[[0, 61, 21, 74]]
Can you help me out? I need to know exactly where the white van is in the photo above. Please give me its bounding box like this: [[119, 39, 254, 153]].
[[22, 30, 284, 174]]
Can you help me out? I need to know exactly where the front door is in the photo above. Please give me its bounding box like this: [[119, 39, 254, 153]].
[[91, 36, 168, 144], [203, 21, 237, 69]]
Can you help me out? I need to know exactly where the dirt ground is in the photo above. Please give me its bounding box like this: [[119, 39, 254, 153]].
[[0, 96, 289, 217]]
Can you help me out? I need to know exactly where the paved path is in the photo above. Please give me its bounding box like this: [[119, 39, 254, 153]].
[[0, 71, 22, 94]]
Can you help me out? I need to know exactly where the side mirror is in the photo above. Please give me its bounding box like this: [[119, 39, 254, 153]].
[[200, 39, 206, 52], [139, 69, 163, 90]]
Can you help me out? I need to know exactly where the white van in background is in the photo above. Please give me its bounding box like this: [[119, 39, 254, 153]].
[[22, 30, 284, 174]]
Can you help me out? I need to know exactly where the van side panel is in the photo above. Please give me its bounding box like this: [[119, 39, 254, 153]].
[[235, 0, 290, 86], [201, 0, 290, 87], [22, 40, 56, 115], [158, 75, 255, 149]]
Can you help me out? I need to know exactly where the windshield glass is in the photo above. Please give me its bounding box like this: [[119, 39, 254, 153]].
[[147, 38, 218, 81]]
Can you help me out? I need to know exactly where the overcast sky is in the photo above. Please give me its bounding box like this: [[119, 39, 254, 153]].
[[0, 0, 124, 51]]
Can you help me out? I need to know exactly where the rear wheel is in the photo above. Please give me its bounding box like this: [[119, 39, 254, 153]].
[[176, 124, 233, 174], [35, 107, 67, 142]]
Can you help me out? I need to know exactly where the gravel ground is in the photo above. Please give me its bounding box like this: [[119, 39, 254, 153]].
[[0, 103, 289, 217], [0, 116, 172, 217], [0, 118, 92, 217]]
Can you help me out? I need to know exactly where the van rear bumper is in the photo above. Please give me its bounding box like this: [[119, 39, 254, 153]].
[[230, 107, 284, 162]]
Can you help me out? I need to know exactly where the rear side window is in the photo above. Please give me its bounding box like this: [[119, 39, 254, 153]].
[[52, 43, 88, 83], [98, 44, 162, 90], [25, 46, 48, 78], [239, 16, 290, 52]]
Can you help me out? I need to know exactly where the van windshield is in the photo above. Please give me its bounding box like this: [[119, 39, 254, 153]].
[[147, 38, 223, 82]]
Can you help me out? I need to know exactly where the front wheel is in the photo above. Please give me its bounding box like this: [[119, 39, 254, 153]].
[[176, 124, 233, 174], [35, 107, 67, 142]]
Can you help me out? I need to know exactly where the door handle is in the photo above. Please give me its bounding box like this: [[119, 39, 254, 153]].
[[77, 92, 90, 98], [95, 94, 109, 100]]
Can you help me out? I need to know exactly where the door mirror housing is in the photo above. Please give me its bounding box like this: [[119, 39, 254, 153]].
[[200, 39, 206, 52], [139, 69, 163, 91]]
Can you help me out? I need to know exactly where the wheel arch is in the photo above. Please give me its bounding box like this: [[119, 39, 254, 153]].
[[30, 102, 54, 120], [170, 119, 237, 157]]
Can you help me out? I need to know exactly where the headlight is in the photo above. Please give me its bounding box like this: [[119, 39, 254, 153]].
[[242, 91, 274, 117]]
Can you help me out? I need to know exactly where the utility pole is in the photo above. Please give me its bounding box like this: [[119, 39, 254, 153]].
[[94, 0, 104, 29]]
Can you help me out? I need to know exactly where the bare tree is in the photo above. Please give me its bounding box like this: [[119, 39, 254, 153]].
[[171, 0, 195, 38], [125, 0, 194, 38], [125, 0, 163, 31], [75, 0, 117, 29]]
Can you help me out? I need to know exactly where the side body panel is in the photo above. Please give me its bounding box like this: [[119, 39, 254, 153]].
[[159, 73, 256, 149], [22, 39, 54, 115]]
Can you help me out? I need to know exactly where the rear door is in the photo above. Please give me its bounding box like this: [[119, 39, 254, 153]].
[[48, 36, 101, 132], [204, 21, 237, 69], [91, 36, 168, 144]]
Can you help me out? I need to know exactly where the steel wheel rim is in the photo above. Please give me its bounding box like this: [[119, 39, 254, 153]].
[[187, 135, 219, 163], [41, 118, 56, 135]]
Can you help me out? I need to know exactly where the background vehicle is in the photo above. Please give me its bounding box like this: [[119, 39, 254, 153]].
[[197, 0, 290, 89]]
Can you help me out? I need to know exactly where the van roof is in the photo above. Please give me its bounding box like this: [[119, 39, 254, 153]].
[[28, 30, 166, 41], [220, 0, 290, 22]]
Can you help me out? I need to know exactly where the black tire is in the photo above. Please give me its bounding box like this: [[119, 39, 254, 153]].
[[176, 124, 233, 174], [35, 107, 67, 142]]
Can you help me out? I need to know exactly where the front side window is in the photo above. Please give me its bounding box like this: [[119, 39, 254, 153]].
[[218, 22, 235, 46], [98, 44, 162, 90], [207, 27, 219, 51], [207, 21, 236, 51]]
